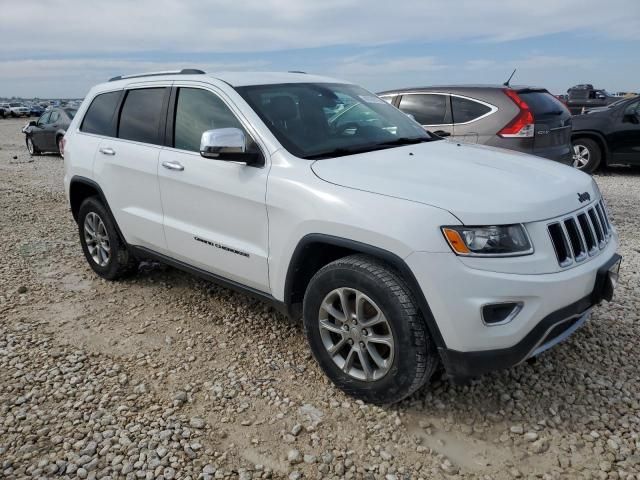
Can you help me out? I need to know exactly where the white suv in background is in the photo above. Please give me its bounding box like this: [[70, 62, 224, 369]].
[[63, 69, 621, 404]]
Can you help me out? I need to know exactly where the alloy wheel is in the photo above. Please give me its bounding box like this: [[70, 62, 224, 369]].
[[572, 144, 590, 169], [318, 287, 394, 382], [84, 212, 111, 267]]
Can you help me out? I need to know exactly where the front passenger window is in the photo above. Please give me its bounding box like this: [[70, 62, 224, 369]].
[[174, 88, 251, 152], [38, 112, 51, 125]]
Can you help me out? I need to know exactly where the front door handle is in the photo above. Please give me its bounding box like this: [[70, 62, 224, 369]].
[[162, 160, 184, 171], [99, 147, 115, 156]]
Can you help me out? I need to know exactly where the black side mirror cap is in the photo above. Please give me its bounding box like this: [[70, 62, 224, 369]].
[[624, 114, 640, 124]]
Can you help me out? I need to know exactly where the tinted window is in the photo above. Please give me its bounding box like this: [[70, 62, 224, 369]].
[[81, 91, 121, 136], [38, 112, 51, 125], [624, 101, 640, 115], [451, 96, 491, 123], [519, 91, 566, 115], [50, 111, 60, 123], [118, 88, 166, 144], [237, 83, 431, 159], [174, 88, 247, 152], [398, 94, 448, 125]]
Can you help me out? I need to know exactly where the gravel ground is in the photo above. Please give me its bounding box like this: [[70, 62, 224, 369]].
[[1, 116, 639, 480]]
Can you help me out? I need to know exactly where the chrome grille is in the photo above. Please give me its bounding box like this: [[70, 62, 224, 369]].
[[548, 200, 612, 267]]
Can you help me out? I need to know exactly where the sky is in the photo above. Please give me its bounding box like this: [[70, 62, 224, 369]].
[[1, 0, 639, 98]]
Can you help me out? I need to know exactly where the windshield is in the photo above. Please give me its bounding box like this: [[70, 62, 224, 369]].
[[236, 82, 434, 159]]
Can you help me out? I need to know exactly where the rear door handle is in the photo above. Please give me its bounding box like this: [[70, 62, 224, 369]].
[[162, 160, 184, 171], [99, 147, 115, 156]]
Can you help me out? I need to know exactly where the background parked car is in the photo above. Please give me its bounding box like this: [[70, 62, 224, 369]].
[[8, 102, 30, 117], [378, 85, 572, 164], [23, 107, 77, 156], [571, 96, 640, 172], [566, 84, 619, 115], [0, 103, 9, 118], [29, 104, 45, 117]]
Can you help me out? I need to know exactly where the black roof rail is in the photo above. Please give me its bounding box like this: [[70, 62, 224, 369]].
[[288, 70, 307, 74], [108, 68, 206, 82]]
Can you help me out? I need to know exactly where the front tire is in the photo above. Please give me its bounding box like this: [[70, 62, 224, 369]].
[[26, 136, 40, 156], [78, 197, 138, 280], [572, 137, 601, 173], [303, 254, 438, 404]]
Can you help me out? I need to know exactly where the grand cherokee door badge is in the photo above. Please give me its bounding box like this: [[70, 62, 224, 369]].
[[194, 236, 250, 258]]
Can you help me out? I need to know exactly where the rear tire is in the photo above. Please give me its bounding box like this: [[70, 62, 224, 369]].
[[572, 137, 601, 173], [78, 197, 138, 280], [303, 254, 439, 404]]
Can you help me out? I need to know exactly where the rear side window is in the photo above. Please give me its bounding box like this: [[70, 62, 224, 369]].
[[50, 111, 60, 124], [173, 88, 248, 152], [118, 88, 166, 145], [451, 96, 491, 123], [398, 94, 448, 125], [520, 92, 566, 115], [80, 91, 121, 136]]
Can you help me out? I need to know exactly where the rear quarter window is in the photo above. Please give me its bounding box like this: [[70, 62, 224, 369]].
[[80, 91, 121, 136], [451, 96, 492, 123]]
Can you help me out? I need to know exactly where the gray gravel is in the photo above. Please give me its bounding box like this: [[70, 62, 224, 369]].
[[1, 116, 640, 479]]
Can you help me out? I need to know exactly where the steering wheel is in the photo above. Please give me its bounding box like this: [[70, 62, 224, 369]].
[[336, 122, 360, 136]]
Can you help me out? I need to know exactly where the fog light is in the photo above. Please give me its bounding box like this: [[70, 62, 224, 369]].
[[482, 302, 523, 326]]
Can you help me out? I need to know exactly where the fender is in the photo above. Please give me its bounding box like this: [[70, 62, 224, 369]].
[[284, 233, 447, 351]]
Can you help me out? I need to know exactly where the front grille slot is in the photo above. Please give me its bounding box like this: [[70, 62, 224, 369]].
[[588, 208, 604, 245], [595, 203, 609, 237], [549, 223, 571, 266], [577, 213, 596, 252], [564, 218, 586, 260], [548, 199, 613, 267]]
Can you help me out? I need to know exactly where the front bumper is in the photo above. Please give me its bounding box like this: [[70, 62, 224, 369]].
[[441, 296, 592, 378], [406, 242, 620, 378]]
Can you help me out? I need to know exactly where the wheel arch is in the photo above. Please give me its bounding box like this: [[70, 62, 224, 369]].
[[572, 130, 609, 166], [283, 233, 447, 350], [69, 176, 127, 244]]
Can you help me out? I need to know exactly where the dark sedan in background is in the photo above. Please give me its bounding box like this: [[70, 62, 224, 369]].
[[378, 85, 573, 165], [23, 107, 76, 156], [572, 96, 640, 172]]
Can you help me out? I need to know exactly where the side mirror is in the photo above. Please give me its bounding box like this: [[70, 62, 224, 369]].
[[29, 120, 37, 126], [200, 128, 262, 166], [624, 113, 639, 124]]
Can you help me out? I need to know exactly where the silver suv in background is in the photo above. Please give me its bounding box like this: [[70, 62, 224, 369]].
[[378, 85, 573, 165]]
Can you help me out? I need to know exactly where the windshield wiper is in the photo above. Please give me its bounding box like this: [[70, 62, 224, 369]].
[[304, 137, 435, 160], [373, 136, 433, 147], [303, 146, 383, 160]]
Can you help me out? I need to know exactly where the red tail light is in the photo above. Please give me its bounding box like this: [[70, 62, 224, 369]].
[[499, 89, 534, 138]]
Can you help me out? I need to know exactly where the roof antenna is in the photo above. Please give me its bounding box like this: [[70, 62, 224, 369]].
[[503, 68, 517, 87]]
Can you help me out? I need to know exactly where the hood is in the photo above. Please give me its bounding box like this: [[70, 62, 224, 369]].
[[311, 141, 597, 225]]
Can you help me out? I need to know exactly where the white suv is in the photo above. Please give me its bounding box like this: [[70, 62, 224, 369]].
[[63, 69, 621, 404]]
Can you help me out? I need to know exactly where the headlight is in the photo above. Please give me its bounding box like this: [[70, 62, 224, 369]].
[[441, 224, 533, 256]]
